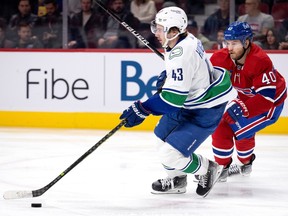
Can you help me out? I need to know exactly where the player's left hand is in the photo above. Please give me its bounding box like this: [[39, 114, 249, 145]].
[[120, 101, 150, 127], [223, 99, 249, 124]]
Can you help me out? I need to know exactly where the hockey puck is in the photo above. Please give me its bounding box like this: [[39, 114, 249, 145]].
[[31, 203, 42, 208]]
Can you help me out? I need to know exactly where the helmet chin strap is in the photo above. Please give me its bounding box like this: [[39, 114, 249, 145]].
[[162, 31, 180, 48]]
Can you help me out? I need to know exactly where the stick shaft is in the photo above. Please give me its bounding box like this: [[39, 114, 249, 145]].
[[3, 120, 126, 199], [95, 0, 164, 60]]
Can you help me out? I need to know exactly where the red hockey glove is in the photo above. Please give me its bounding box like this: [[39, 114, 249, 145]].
[[224, 99, 249, 124]]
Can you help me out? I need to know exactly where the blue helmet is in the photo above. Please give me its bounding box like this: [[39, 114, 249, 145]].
[[224, 21, 253, 45]]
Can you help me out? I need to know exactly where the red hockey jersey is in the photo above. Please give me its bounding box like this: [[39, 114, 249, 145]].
[[210, 44, 287, 118]]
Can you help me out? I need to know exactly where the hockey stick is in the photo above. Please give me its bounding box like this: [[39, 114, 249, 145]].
[[95, 0, 164, 60], [3, 120, 126, 200]]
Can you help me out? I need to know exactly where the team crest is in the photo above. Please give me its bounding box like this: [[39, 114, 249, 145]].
[[169, 47, 183, 60]]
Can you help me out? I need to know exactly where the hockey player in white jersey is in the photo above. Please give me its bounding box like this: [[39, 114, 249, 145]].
[[120, 6, 237, 197]]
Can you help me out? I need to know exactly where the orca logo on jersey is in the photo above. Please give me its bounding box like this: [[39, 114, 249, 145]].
[[169, 47, 183, 60]]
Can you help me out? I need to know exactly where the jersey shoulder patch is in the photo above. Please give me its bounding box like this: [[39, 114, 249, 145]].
[[169, 46, 183, 60]]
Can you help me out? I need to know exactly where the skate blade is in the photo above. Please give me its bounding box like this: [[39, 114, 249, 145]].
[[218, 177, 227, 183], [151, 188, 186, 194], [202, 165, 224, 198], [230, 172, 251, 177]]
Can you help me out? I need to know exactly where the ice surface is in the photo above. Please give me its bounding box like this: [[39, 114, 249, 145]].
[[0, 127, 287, 216]]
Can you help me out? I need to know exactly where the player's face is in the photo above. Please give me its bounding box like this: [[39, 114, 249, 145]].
[[154, 24, 177, 47], [154, 24, 165, 46], [225, 40, 244, 60]]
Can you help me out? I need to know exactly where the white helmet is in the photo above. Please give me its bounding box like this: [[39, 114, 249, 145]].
[[151, 6, 187, 47], [152, 6, 187, 34]]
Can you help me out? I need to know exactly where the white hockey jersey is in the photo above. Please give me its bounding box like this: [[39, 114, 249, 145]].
[[160, 33, 237, 109]]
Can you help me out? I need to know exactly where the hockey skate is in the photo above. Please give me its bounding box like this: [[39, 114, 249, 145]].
[[151, 175, 187, 194], [196, 160, 223, 197], [228, 154, 256, 177], [218, 166, 229, 182], [218, 159, 233, 182]]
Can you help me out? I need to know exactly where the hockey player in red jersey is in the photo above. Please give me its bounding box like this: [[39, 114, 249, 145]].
[[210, 21, 287, 181]]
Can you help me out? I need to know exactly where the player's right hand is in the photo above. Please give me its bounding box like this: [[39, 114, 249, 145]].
[[120, 101, 150, 127]]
